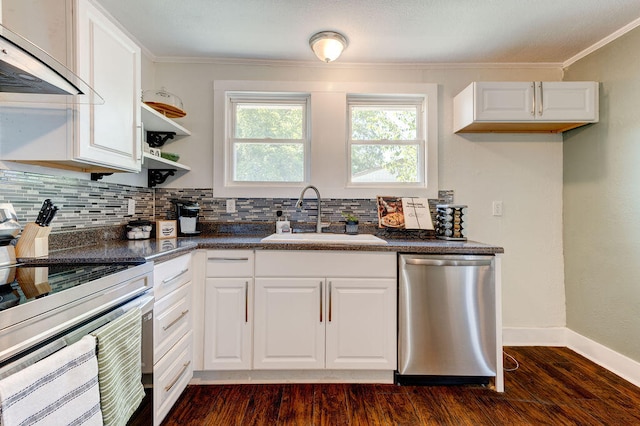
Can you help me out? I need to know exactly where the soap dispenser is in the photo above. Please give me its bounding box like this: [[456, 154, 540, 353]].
[[275, 210, 291, 234]]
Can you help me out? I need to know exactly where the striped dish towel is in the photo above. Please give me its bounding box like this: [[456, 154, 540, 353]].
[[0, 335, 103, 426], [92, 307, 144, 426]]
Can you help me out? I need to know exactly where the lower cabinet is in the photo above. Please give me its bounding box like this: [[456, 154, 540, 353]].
[[204, 277, 253, 370], [253, 250, 397, 371], [253, 276, 396, 370], [203, 250, 254, 370], [152, 253, 193, 426], [201, 250, 397, 374], [253, 278, 325, 369], [325, 278, 397, 369]]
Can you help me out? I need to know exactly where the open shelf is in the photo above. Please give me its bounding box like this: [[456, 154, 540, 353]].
[[142, 153, 191, 171], [141, 103, 191, 137]]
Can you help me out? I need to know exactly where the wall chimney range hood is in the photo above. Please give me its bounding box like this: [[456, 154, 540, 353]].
[[0, 23, 103, 104]]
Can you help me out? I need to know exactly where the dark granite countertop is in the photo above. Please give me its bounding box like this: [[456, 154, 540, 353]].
[[20, 230, 503, 265]]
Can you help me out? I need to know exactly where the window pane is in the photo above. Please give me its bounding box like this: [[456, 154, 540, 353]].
[[235, 104, 303, 139], [351, 106, 417, 140], [351, 144, 419, 183], [234, 143, 304, 182]]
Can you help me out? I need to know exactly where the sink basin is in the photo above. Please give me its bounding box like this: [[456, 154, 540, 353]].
[[260, 233, 387, 245]]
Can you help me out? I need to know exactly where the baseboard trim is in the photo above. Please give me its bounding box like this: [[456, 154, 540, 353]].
[[565, 329, 640, 388], [503, 327, 640, 388]]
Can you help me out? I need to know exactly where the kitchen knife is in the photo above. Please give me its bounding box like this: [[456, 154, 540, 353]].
[[35, 199, 51, 226], [43, 206, 58, 227]]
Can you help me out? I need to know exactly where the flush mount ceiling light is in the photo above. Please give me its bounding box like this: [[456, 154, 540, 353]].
[[309, 31, 348, 63]]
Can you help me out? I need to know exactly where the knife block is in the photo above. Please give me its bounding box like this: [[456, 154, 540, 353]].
[[16, 223, 52, 258]]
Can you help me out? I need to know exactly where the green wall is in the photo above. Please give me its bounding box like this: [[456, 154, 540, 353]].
[[564, 27, 640, 362]]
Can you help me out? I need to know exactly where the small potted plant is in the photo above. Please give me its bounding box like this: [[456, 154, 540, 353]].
[[341, 211, 359, 235]]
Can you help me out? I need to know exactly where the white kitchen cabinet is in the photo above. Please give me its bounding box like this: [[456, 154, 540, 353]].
[[253, 277, 325, 369], [453, 81, 599, 133], [0, 0, 142, 173], [203, 251, 254, 370], [153, 253, 193, 426], [75, 0, 141, 172], [325, 278, 396, 369], [204, 278, 253, 370], [253, 251, 397, 371]]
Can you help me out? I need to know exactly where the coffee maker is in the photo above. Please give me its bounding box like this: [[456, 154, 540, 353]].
[[171, 199, 200, 236]]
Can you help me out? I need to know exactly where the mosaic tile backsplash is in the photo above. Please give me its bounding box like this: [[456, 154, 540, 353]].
[[0, 169, 453, 234], [0, 170, 154, 230]]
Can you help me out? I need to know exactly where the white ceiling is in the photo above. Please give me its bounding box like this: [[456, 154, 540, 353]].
[[95, 0, 640, 65]]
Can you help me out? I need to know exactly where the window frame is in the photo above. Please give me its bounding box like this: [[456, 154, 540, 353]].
[[213, 80, 438, 199], [226, 92, 311, 186], [347, 95, 426, 188]]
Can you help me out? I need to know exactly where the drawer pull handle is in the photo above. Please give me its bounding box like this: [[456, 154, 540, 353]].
[[162, 269, 189, 285], [164, 361, 191, 392], [163, 310, 189, 331], [207, 257, 249, 262]]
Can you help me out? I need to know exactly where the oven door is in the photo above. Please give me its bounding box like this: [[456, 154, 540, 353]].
[[0, 291, 154, 426]]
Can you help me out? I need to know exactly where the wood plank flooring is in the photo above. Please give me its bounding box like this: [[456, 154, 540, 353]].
[[160, 347, 640, 425]]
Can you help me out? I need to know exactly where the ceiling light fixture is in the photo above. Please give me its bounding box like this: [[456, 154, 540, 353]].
[[309, 31, 348, 63]]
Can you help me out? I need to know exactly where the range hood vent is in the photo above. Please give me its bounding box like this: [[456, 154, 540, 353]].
[[0, 23, 103, 104]]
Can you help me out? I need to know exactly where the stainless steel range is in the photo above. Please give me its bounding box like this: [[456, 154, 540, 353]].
[[0, 221, 154, 425]]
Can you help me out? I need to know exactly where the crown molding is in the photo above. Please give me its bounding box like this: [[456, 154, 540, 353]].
[[564, 16, 640, 68], [150, 55, 562, 70]]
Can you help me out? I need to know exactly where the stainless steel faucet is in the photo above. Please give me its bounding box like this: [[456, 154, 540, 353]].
[[296, 185, 326, 233]]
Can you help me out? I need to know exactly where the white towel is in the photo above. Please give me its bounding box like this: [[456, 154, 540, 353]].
[[0, 335, 103, 426]]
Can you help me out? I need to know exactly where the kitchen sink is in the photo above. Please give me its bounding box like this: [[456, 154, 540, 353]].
[[260, 233, 388, 245]]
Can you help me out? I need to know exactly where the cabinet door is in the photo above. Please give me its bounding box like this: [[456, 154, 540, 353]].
[[325, 278, 397, 370], [474, 82, 535, 121], [75, 0, 141, 172], [537, 81, 598, 121], [254, 278, 324, 369], [203, 278, 252, 370]]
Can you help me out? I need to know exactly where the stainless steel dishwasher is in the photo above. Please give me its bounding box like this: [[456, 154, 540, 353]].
[[396, 254, 497, 385]]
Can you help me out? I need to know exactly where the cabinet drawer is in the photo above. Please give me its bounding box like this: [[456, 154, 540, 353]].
[[154, 331, 193, 426], [154, 281, 192, 362], [154, 254, 192, 301], [206, 250, 254, 277]]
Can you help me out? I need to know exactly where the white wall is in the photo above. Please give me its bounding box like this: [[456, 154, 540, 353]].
[[150, 61, 565, 328]]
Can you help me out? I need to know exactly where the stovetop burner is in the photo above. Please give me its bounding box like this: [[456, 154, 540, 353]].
[[0, 263, 144, 312]]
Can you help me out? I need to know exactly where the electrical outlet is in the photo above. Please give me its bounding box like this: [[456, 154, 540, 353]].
[[128, 199, 136, 215], [226, 199, 236, 213], [492, 201, 503, 217]]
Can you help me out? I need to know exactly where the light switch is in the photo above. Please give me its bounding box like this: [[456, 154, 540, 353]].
[[128, 199, 136, 215], [492, 201, 503, 217], [226, 199, 236, 213]]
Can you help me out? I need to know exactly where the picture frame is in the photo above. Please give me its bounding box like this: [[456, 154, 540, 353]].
[[156, 220, 177, 239]]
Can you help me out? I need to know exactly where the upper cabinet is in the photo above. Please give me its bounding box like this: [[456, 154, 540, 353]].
[[453, 81, 599, 133], [75, 0, 141, 172], [0, 0, 142, 173]]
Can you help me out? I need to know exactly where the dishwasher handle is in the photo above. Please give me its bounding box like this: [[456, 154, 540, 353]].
[[404, 258, 492, 267]]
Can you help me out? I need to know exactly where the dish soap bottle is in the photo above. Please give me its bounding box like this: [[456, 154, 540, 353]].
[[275, 211, 291, 234]]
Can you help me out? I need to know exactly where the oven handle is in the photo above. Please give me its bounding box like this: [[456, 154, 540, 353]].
[[0, 293, 153, 381]]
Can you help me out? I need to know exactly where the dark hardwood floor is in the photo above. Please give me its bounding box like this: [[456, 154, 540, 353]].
[[161, 347, 640, 425]]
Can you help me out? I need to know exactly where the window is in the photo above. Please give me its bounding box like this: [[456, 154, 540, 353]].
[[228, 93, 310, 184], [348, 96, 425, 186], [214, 81, 438, 199]]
